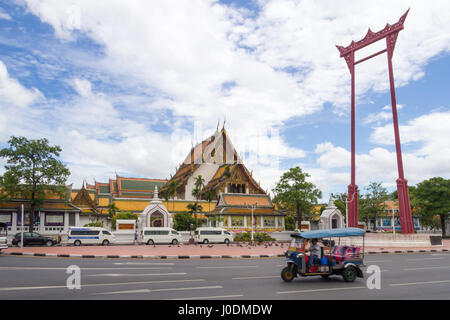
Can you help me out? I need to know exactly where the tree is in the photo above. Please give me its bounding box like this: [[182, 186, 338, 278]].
[[173, 212, 196, 231], [187, 202, 203, 227], [107, 202, 119, 218], [415, 177, 450, 237], [0, 136, 70, 232], [359, 182, 389, 231], [167, 180, 180, 213], [272, 167, 322, 229], [204, 190, 214, 213], [111, 211, 138, 230], [191, 175, 205, 226]]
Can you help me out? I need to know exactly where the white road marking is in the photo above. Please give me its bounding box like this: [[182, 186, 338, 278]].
[[92, 285, 223, 295], [0, 279, 205, 292], [405, 257, 446, 261], [404, 266, 450, 271], [232, 276, 279, 280], [366, 260, 392, 263], [277, 286, 365, 295], [113, 262, 174, 265], [169, 294, 244, 300], [196, 266, 258, 269], [0, 267, 171, 270], [86, 272, 187, 277], [390, 279, 450, 287]]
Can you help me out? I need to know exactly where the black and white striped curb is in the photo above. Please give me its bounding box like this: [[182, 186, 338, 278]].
[[0, 252, 286, 259], [1, 248, 448, 259]]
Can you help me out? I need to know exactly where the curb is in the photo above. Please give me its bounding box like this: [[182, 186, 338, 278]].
[[0, 251, 286, 259], [1, 248, 449, 259]]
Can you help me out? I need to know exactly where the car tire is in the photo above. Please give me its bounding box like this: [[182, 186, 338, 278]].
[[203, 239, 209, 244], [147, 239, 154, 245], [224, 239, 230, 245], [171, 239, 178, 245], [45, 240, 53, 247], [102, 240, 110, 246], [281, 266, 295, 282], [342, 266, 358, 282], [74, 240, 81, 246], [16, 241, 21, 247]]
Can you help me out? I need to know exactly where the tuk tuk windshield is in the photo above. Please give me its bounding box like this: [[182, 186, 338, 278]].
[[289, 237, 304, 250]]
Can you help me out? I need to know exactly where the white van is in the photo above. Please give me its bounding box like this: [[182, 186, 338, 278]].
[[141, 227, 183, 245], [68, 227, 116, 246], [195, 227, 233, 244]]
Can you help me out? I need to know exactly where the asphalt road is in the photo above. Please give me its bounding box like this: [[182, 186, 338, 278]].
[[0, 253, 449, 300]]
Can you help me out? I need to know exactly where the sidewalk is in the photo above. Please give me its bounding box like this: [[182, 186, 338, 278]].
[[2, 240, 449, 259]]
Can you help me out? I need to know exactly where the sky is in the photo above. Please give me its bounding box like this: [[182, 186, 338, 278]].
[[0, 0, 449, 201]]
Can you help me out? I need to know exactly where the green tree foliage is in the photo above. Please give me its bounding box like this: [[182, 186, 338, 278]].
[[190, 175, 205, 226], [167, 180, 180, 212], [359, 182, 389, 230], [284, 215, 296, 231], [111, 211, 138, 230], [0, 136, 70, 232], [107, 202, 119, 218], [84, 221, 103, 227], [415, 177, 450, 237], [272, 167, 322, 229], [173, 212, 196, 231]]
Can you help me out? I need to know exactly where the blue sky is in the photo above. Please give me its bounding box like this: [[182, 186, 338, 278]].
[[0, 0, 449, 201]]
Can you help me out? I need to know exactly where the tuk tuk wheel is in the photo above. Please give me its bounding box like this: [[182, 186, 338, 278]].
[[281, 266, 295, 282], [321, 274, 330, 280], [342, 266, 357, 282]]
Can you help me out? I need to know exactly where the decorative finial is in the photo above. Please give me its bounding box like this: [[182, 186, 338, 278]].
[[153, 185, 159, 200]]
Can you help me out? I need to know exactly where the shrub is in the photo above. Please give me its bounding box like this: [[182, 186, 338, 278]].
[[173, 212, 196, 231], [84, 222, 103, 228], [111, 212, 138, 230], [234, 232, 275, 242], [285, 215, 296, 231]]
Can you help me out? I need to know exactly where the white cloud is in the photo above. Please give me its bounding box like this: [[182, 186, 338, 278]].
[[0, 8, 12, 21], [3, 0, 449, 193]]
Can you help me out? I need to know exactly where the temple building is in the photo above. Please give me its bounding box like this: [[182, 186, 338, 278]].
[[207, 193, 285, 232], [162, 127, 266, 200], [163, 126, 285, 232], [0, 187, 81, 235]]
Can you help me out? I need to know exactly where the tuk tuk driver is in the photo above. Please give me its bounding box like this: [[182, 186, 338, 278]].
[[306, 239, 321, 272]]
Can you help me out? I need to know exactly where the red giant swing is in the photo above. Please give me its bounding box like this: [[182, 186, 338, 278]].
[[336, 10, 415, 234]]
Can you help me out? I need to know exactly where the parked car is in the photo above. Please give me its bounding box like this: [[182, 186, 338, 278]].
[[140, 227, 183, 245], [12, 232, 57, 247], [0, 223, 8, 251], [194, 227, 233, 244]]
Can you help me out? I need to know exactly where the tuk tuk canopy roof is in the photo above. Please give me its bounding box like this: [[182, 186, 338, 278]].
[[292, 228, 365, 239]]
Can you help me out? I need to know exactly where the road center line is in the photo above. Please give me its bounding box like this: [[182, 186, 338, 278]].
[[92, 285, 223, 295], [168, 294, 244, 300], [404, 266, 450, 271], [390, 279, 450, 287], [232, 276, 279, 280], [0, 267, 171, 271], [405, 257, 446, 261], [277, 286, 365, 295], [196, 266, 258, 269], [365, 260, 392, 263], [0, 279, 205, 292], [113, 262, 174, 265], [86, 272, 187, 277]]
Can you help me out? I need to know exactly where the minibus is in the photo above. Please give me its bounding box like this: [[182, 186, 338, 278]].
[[140, 227, 183, 245], [195, 227, 233, 244], [68, 227, 116, 246]]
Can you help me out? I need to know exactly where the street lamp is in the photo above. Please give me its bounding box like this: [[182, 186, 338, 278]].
[[246, 203, 257, 242]]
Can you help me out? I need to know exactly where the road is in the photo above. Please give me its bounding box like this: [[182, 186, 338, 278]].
[[0, 253, 449, 300]]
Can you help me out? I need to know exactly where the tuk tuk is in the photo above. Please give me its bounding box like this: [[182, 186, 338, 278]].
[[281, 228, 365, 283]]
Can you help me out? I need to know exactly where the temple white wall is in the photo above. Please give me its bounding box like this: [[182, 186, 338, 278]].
[[185, 163, 220, 200]]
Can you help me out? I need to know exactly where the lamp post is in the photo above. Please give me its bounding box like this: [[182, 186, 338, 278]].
[[246, 203, 257, 242]]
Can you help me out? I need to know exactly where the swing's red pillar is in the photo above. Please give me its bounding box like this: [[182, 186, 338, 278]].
[[337, 9, 415, 233]]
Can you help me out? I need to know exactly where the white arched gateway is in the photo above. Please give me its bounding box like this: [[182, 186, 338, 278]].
[[138, 186, 173, 229], [319, 196, 344, 230]]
